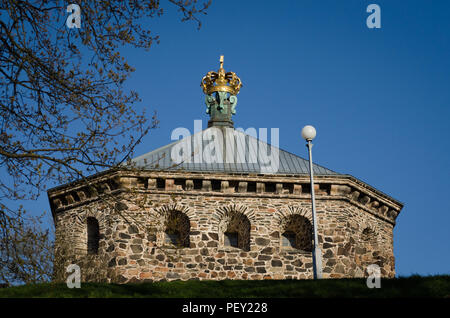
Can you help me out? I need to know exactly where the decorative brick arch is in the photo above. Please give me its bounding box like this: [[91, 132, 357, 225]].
[[77, 208, 107, 232], [212, 204, 255, 251], [151, 204, 194, 247], [274, 206, 312, 228], [274, 206, 313, 252], [351, 219, 387, 276]]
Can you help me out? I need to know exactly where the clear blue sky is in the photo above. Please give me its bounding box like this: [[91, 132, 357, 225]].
[[33, 0, 450, 276]]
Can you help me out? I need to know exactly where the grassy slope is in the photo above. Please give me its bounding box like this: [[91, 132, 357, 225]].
[[0, 276, 449, 298]]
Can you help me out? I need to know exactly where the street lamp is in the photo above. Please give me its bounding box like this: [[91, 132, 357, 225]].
[[301, 125, 323, 280]]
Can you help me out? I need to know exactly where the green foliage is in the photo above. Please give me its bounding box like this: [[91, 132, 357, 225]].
[[0, 276, 448, 298]]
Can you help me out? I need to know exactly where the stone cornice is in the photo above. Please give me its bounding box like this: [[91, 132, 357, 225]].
[[48, 169, 403, 226]]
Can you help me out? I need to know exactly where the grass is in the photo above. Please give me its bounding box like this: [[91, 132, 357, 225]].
[[0, 275, 448, 298]]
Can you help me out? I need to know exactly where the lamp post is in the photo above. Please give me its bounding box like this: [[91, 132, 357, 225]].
[[301, 125, 323, 280]]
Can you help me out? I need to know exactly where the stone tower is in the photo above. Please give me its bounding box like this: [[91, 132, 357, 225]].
[[48, 57, 403, 283]]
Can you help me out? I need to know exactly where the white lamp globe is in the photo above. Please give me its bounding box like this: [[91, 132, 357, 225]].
[[301, 125, 316, 141]]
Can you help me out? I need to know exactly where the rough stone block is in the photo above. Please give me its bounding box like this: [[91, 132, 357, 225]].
[[202, 180, 212, 191], [238, 182, 248, 193], [256, 182, 265, 193], [293, 184, 302, 195], [185, 179, 194, 191], [165, 179, 175, 191]]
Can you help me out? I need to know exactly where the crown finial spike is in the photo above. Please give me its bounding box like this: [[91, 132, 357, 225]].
[[201, 56, 242, 96]]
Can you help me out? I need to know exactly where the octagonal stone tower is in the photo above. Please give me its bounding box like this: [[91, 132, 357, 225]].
[[48, 57, 403, 283]]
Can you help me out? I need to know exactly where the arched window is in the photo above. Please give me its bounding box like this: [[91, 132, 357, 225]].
[[164, 210, 190, 247], [87, 217, 100, 254], [219, 212, 251, 251], [280, 215, 312, 252]]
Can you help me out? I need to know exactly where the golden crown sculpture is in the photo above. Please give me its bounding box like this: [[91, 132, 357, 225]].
[[201, 55, 242, 95]]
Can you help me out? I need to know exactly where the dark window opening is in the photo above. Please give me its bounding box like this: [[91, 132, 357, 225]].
[[138, 177, 148, 189], [229, 180, 239, 192], [156, 178, 165, 189], [87, 186, 97, 198], [302, 183, 311, 194], [87, 217, 100, 255], [193, 179, 203, 190], [247, 182, 256, 192], [60, 196, 68, 206], [281, 215, 313, 252], [282, 232, 296, 248], [318, 184, 330, 195], [109, 179, 119, 190], [175, 178, 185, 189], [211, 180, 221, 191], [72, 192, 80, 202], [96, 187, 103, 195], [224, 232, 239, 248], [283, 183, 294, 194], [165, 231, 180, 246], [164, 210, 190, 248], [265, 182, 276, 192]]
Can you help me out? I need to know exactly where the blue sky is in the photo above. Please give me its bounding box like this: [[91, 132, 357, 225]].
[[31, 0, 450, 276]]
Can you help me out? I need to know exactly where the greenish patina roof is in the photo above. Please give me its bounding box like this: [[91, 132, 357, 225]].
[[131, 128, 340, 176]]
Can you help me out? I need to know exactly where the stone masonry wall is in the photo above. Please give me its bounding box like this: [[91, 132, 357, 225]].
[[52, 172, 398, 283]]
